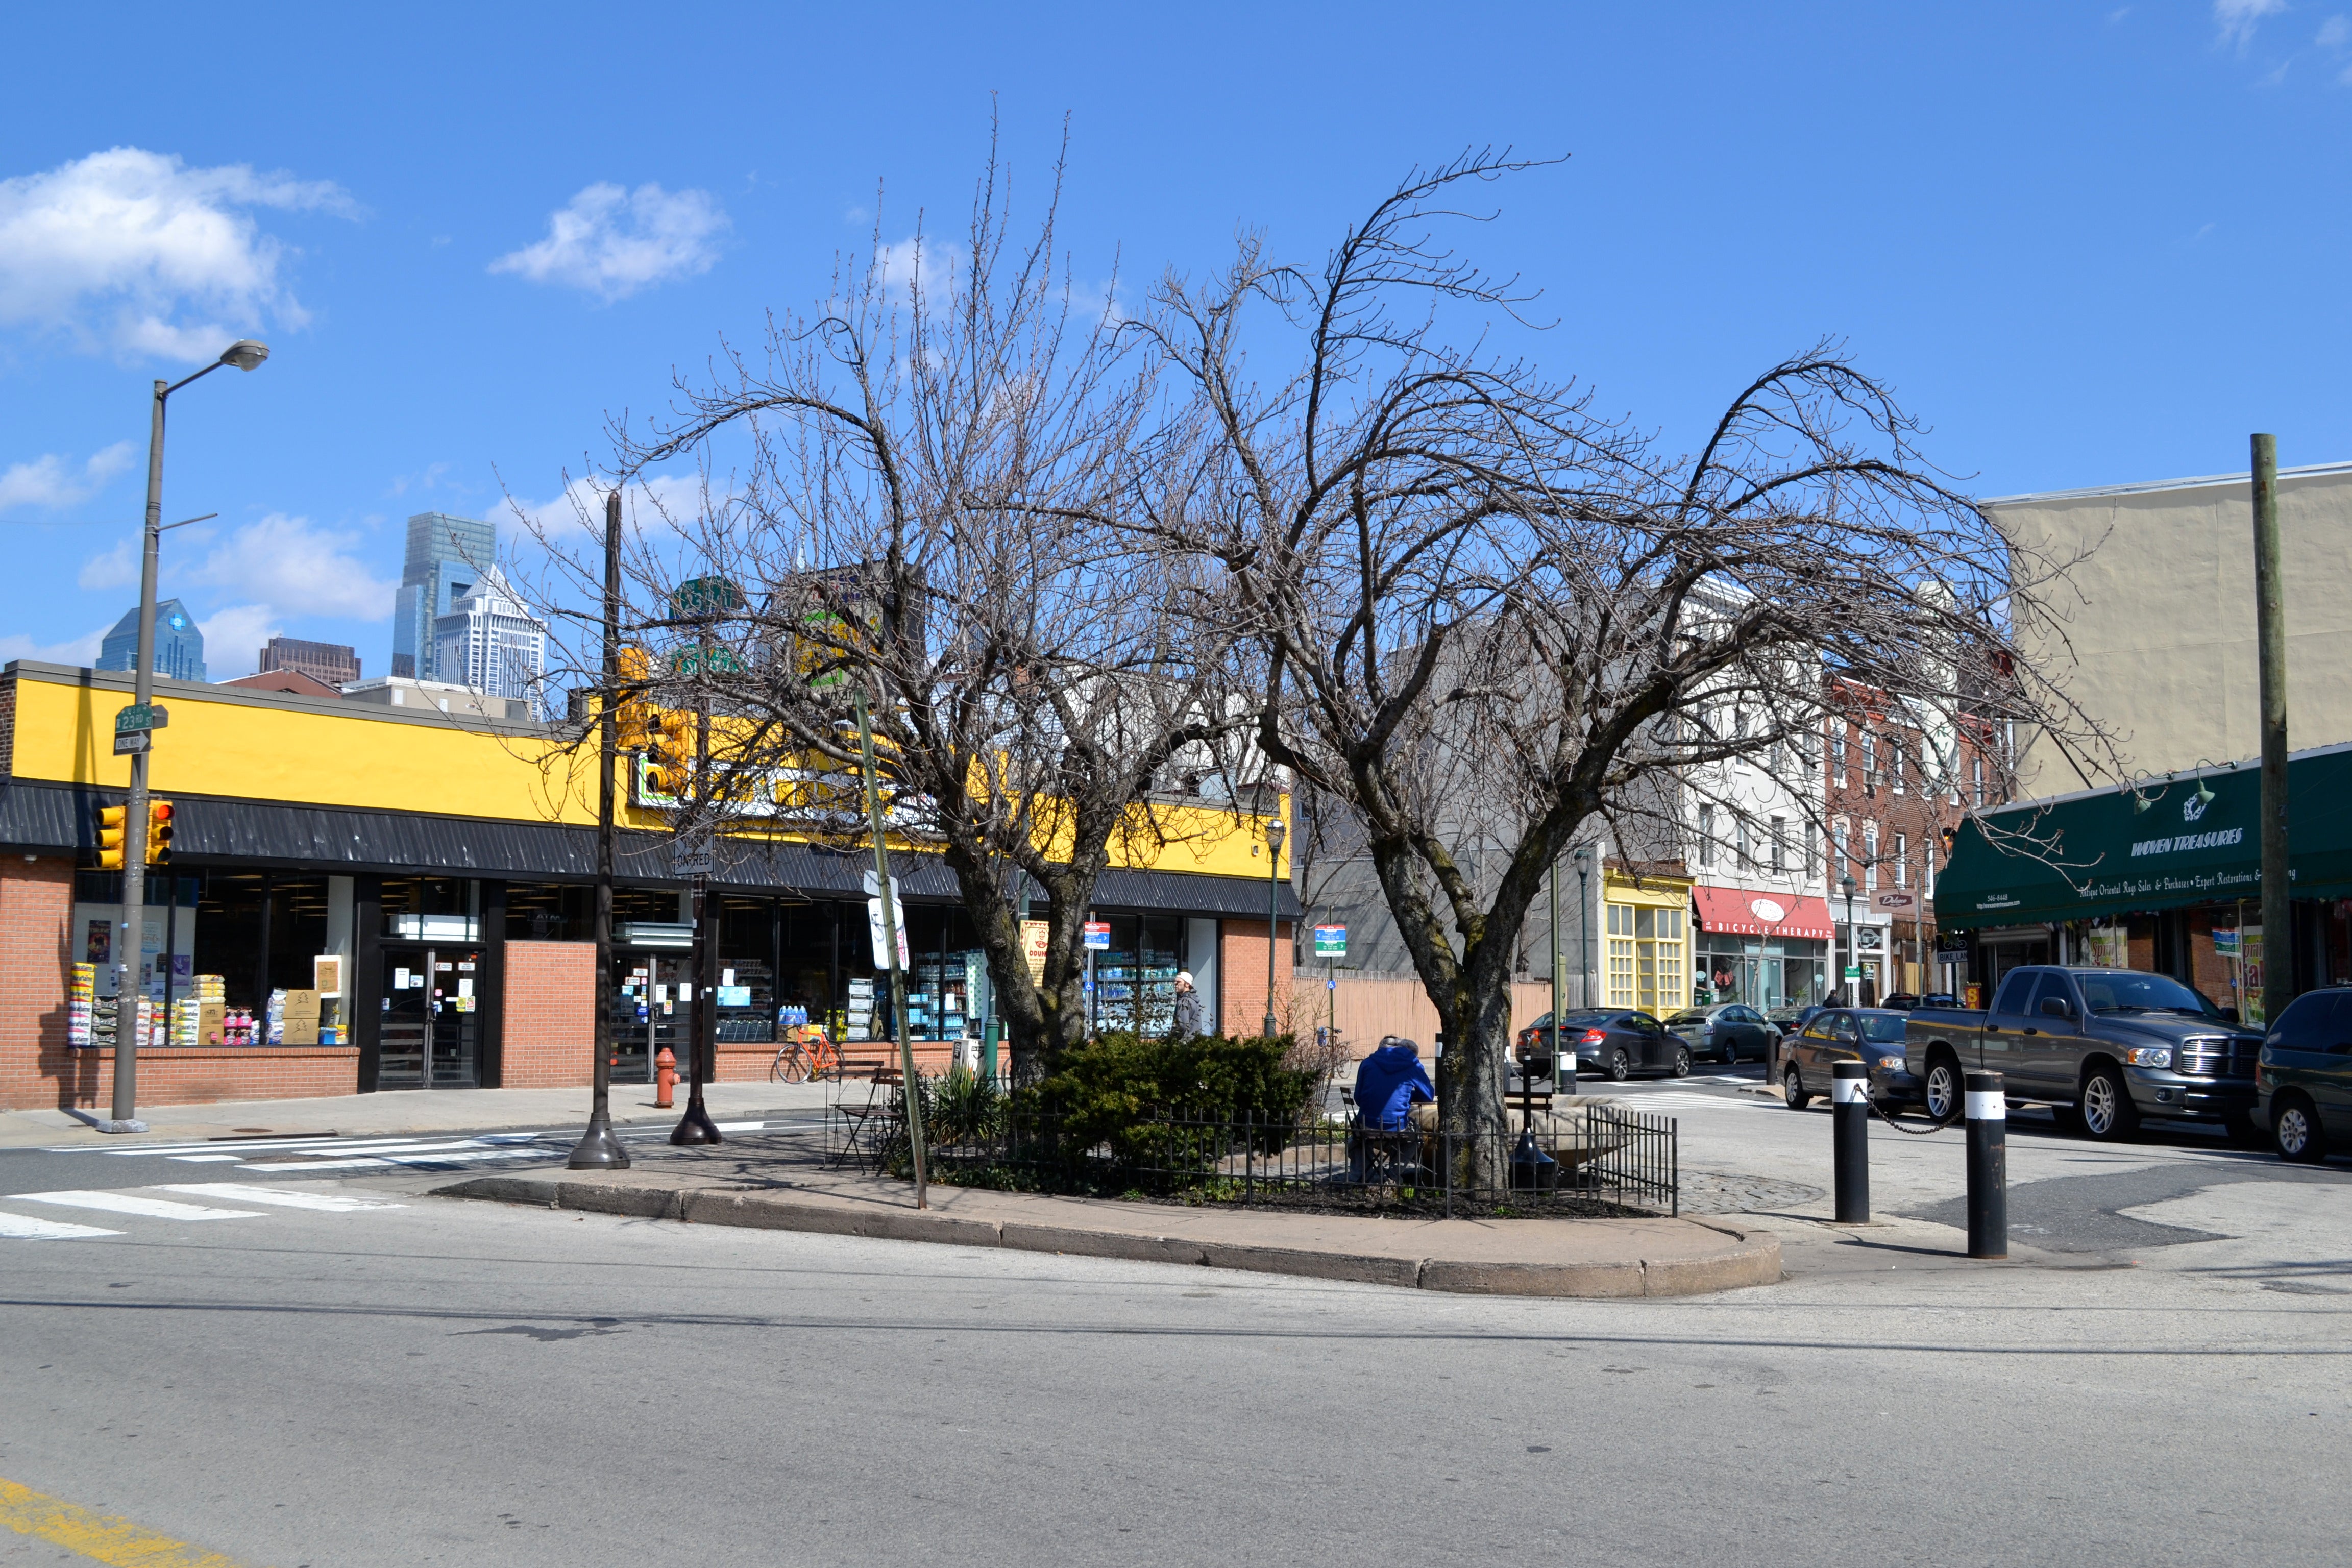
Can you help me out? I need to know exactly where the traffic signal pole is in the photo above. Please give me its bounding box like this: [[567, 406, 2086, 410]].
[[568, 490, 631, 1170]]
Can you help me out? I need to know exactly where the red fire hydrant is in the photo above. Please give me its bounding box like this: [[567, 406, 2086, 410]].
[[654, 1046, 677, 1108]]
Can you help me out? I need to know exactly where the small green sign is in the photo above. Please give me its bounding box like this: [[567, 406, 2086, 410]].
[[1844, 964, 1864, 978], [114, 703, 168, 734]]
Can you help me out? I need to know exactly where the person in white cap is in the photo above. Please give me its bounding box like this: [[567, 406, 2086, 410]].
[[1172, 970, 1205, 1038]]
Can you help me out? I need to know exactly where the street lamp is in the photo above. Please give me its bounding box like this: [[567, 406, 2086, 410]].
[[1840, 874, 1858, 1007], [105, 339, 270, 1135], [1573, 845, 1594, 1013], [1263, 813, 1287, 1038]]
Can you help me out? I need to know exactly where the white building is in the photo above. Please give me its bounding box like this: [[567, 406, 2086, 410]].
[[1683, 712, 1835, 1012], [431, 572, 547, 712]]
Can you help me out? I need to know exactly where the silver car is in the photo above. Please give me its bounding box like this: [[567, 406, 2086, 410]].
[[1664, 1002, 1779, 1067]]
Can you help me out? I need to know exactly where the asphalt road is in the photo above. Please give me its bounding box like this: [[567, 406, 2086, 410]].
[[3, 1183, 2347, 1567]]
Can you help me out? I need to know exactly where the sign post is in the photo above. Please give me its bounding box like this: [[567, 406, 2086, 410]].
[[1083, 919, 1110, 1035], [1313, 925, 1346, 1051]]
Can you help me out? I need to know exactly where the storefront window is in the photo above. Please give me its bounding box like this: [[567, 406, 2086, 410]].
[[1094, 913, 1183, 1036], [506, 883, 592, 941], [380, 876, 478, 941], [1606, 901, 1685, 1016], [1694, 934, 1828, 1010]]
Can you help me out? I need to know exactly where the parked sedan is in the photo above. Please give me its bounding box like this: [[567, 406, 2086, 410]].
[[1554, 1009, 1690, 1081], [2259, 985, 2352, 1162], [1663, 1002, 1778, 1066], [1781, 1008, 1918, 1110]]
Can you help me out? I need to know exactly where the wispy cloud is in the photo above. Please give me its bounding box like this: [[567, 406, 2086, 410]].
[[2216, 0, 2288, 48], [490, 182, 728, 302], [0, 147, 356, 362], [0, 625, 107, 667], [183, 512, 397, 621], [77, 534, 138, 590], [498, 472, 717, 539], [0, 441, 135, 514]]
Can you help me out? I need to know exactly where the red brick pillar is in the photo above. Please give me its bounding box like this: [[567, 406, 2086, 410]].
[[0, 857, 77, 1111], [1218, 918, 1293, 1039]]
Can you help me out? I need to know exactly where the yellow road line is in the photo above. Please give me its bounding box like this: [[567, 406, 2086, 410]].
[[0, 1475, 260, 1567]]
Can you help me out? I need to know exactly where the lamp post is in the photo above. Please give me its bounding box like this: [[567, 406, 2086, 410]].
[[1263, 813, 1287, 1038], [105, 339, 270, 1136], [568, 490, 630, 1169], [1840, 874, 1859, 1007]]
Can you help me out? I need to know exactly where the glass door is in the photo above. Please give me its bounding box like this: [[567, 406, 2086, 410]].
[[615, 952, 695, 1083], [377, 945, 484, 1089]]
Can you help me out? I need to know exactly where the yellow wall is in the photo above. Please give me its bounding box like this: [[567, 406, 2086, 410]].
[[6, 668, 1285, 878]]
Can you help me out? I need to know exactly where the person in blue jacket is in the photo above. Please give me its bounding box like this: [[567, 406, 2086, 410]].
[[1353, 1036, 1436, 1130]]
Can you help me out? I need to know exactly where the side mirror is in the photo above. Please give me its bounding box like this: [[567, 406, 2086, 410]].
[[2039, 995, 2074, 1019]]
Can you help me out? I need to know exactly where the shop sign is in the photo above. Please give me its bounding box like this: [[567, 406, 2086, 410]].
[[1313, 924, 1347, 957], [865, 896, 912, 969], [1873, 890, 1919, 913], [1844, 965, 1864, 978], [1747, 898, 1785, 924], [2212, 927, 2241, 958], [1020, 919, 1049, 984], [1084, 920, 1112, 950]]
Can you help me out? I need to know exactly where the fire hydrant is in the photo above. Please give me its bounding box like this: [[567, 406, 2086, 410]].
[[654, 1046, 677, 1108]]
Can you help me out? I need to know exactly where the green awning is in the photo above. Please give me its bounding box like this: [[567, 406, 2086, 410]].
[[1934, 744, 2352, 929]]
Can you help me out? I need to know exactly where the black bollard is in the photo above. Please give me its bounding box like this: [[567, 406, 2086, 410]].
[[1966, 1070, 2007, 1259], [1832, 1060, 1870, 1224]]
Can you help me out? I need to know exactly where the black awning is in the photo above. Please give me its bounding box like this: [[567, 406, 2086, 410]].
[[2, 780, 1295, 916]]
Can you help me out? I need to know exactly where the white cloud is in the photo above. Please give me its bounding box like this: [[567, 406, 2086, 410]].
[[2322, 15, 2351, 46], [0, 441, 136, 514], [184, 512, 397, 621], [499, 472, 716, 538], [490, 182, 728, 302], [194, 604, 281, 677], [2216, 0, 2288, 47], [77, 535, 139, 590], [0, 625, 107, 667], [0, 147, 355, 362]]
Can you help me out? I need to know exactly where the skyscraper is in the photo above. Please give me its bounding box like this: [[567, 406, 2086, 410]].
[[96, 598, 207, 683], [432, 570, 547, 710], [390, 512, 497, 680], [257, 635, 360, 687]]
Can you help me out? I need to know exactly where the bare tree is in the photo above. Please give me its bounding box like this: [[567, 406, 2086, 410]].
[[554, 141, 1258, 1085], [1144, 151, 2112, 1178]]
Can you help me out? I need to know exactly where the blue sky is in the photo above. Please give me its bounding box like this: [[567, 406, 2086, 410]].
[[3, 2, 2347, 678]]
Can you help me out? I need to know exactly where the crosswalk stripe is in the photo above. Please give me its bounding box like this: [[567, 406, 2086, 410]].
[[0, 1212, 122, 1240], [166, 1154, 249, 1163], [152, 1184, 406, 1212], [16, 1191, 263, 1220], [244, 1146, 549, 1172]]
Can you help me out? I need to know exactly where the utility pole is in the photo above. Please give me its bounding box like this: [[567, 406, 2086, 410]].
[[672, 652, 721, 1146], [569, 491, 629, 1169], [1548, 855, 1563, 1090], [855, 685, 926, 1206], [2252, 433, 2294, 1025]]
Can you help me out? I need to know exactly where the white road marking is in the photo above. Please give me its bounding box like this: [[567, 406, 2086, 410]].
[[152, 1184, 406, 1212], [1607, 1090, 1770, 1112], [166, 1154, 249, 1163], [0, 1212, 123, 1240], [246, 1147, 550, 1172], [16, 1190, 262, 1220]]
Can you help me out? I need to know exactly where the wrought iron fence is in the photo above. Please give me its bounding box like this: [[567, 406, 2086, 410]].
[[866, 1101, 1678, 1217]]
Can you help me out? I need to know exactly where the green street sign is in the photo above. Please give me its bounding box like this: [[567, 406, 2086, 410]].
[[671, 576, 746, 619], [1844, 965, 1864, 978], [114, 704, 168, 734], [1313, 924, 1346, 957]]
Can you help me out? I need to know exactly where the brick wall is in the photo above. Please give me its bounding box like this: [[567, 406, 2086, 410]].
[[500, 940, 597, 1088], [0, 856, 75, 1111], [1218, 919, 1294, 1038]]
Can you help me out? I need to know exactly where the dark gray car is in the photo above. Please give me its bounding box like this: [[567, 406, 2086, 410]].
[[1664, 1002, 1777, 1066]]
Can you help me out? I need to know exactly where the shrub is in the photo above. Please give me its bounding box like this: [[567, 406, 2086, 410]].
[[1024, 1032, 1320, 1165]]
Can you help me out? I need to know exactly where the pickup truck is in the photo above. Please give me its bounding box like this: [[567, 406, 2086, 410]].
[[1902, 965, 2263, 1142]]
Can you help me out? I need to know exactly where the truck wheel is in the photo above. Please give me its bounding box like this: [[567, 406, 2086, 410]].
[[2077, 1064, 2140, 1141], [1923, 1057, 1962, 1124], [1783, 1065, 1810, 1111], [2273, 1096, 2330, 1164]]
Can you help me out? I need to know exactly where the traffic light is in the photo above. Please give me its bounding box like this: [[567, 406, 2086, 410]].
[[95, 805, 129, 871], [614, 646, 653, 751], [645, 710, 695, 798], [147, 800, 174, 865]]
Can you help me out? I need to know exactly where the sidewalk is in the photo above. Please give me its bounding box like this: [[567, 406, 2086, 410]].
[[0, 1080, 832, 1149], [435, 1160, 1783, 1299]]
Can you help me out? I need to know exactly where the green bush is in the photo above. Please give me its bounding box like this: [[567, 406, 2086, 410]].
[[1024, 1032, 1319, 1165]]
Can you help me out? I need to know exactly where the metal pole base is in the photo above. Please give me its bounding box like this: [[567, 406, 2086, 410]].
[[669, 1095, 723, 1145], [95, 1119, 149, 1135], [567, 1112, 631, 1169]]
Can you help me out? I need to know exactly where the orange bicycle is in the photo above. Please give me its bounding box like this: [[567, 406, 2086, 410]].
[[771, 1024, 841, 1084]]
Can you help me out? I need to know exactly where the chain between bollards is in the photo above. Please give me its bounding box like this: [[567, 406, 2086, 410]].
[[1966, 1070, 2007, 1259]]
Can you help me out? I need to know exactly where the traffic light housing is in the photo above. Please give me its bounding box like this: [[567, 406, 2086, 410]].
[[614, 646, 654, 751], [95, 805, 129, 871], [644, 710, 695, 798], [147, 800, 174, 865]]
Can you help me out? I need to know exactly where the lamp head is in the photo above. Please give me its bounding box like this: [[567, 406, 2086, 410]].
[[1841, 875, 1857, 898], [218, 340, 270, 372], [1266, 816, 1286, 852], [2194, 781, 2217, 808]]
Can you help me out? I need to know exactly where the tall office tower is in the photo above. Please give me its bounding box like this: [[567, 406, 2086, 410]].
[[257, 635, 361, 687], [96, 598, 208, 682], [390, 512, 497, 680], [432, 570, 548, 710]]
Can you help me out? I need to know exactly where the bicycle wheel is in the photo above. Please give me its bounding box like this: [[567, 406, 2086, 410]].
[[773, 1046, 811, 1084]]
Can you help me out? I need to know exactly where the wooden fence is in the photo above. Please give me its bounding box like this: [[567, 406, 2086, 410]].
[[1287, 972, 1559, 1057]]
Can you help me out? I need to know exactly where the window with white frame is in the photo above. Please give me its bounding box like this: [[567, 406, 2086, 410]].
[[1895, 832, 1908, 888], [1972, 756, 1985, 808], [1696, 804, 1716, 869], [1771, 817, 1788, 874], [1864, 823, 1880, 892], [1830, 724, 1847, 785], [1833, 821, 1850, 884], [1736, 816, 1752, 871], [1860, 729, 1878, 790], [1890, 735, 1905, 794]]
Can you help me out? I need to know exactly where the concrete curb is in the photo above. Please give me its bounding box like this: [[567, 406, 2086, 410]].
[[436, 1175, 1782, 1299]]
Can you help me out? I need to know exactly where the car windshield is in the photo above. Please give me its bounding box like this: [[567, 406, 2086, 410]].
[[1857, 1015, 1908, 1042], [2076, 971, 2221, 1018], [1667, 1011, 1707, 1025], [1559, 1011, 1611, 1027]]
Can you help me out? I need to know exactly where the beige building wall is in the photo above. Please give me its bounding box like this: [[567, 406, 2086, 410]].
[[1989, 461, 2352, 795]]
